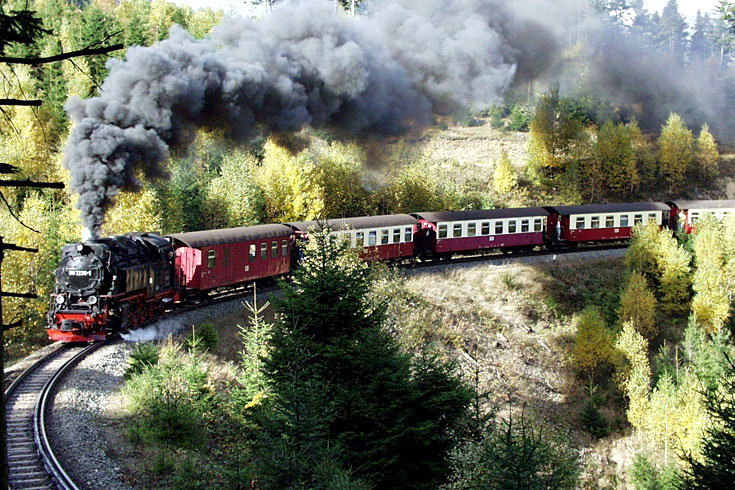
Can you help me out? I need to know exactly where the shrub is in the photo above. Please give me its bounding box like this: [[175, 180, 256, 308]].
[[186, 322, 219, 352], [125, 342, 159, 380], [124, 341, 214, 448], [630, 452, 680, 490], [508, 104, 530, 131], [444, 406, 580, 489], [579, 399, 610, 439]]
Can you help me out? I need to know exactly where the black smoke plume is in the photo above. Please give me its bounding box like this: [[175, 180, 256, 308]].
[[64, 0, 735, 236], [66, 0, 553, 236]]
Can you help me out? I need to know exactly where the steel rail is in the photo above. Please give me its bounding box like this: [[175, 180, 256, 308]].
[[33, 341, 106, 490]]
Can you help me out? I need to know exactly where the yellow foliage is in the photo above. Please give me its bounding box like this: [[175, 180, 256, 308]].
[[102, 189, 162, 235], [626, 222, 691, 318], [691, 219, 730, 333], [695, 124, 719, 181], [254, 139, 323, 222], [493, 151, 518, 196], [616, 322, 651, 433], [619, 272, 658, 339], [573, 307, 617, 379], [658, 113, 693, 193], [0, 195, 81, 357]]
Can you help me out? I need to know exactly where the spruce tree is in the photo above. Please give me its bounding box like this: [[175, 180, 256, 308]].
[[260, 230, 472, 488]]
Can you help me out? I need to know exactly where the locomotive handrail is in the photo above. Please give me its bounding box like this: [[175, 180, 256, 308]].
[[33, 341, 106, 490]]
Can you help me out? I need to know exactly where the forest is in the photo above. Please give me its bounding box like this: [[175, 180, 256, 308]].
[[2, 0, 735, 487]]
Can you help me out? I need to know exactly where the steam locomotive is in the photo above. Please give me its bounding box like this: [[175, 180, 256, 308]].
[[50, 234, 176, 341], [47, 199, 735, 342]]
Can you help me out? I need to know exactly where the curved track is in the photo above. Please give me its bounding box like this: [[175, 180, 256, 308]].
[[5, 342, 104, 490]]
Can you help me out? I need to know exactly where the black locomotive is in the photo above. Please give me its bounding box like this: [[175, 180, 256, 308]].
[[48, 233, 176, 341]]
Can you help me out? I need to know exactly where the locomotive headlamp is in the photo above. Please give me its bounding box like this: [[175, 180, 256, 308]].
[[55, 295, 64, 305], [76, 243, 84, 252], [88, 295, 98, 305]]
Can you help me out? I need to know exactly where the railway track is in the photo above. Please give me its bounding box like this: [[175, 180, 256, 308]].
[[5, 342, 105, 490]]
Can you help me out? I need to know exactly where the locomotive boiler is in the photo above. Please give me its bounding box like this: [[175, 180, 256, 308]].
[[48, 233, 176, 342]]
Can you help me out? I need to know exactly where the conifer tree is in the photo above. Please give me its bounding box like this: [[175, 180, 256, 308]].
[[695, 124, 719, 182], [260, 230, 472, 488], [658, 113, 694, 193]]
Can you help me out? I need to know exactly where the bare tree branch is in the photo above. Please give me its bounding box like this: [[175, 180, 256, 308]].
[[0, 180, 64, 189], [0, 98, 41, 106], [0, 43, 123, 64]]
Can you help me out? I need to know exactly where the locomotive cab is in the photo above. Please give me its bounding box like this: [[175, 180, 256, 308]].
[[48, 233, 177, 342]]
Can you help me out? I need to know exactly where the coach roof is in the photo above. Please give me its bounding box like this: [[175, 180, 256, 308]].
[[545, 202, 671, 215], [413, 207, 549, 222], [669, 200, 735, 209], [287, 215, 417, 232], [167, 224, 293, 248]]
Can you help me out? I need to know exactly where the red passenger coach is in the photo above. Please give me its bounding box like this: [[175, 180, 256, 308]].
[[167, 224, 294, 295], [668, 200, 735, 233], [288, 215, 418, 261], [413, 208, 549, 257], [545, 202, 670, 244]]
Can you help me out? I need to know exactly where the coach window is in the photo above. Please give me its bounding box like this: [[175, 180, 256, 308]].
[[380, 229, 389, 245], [249, 244, 256, 261], [495, 221, 504, 234], [207, 250, 216, 268], [368, 231, 377, 246], [282, 240, 288, 256], [620, 215, 629, 227], [634, 214, 643, 225], [534, 218, 543, 232], [468, 223, 477, 237], [575, 217, 585, 229], [605, 215, 615, 228], [453, 223, 462, 237], [590, 216, 600, 229], [521, 219, 529, 233], [271, 241, 278, 258], [438, 224, 448, 239], [356, 232, 364, 246], [404, 227, 412, 243], [260, 243, 267, 259], [482, 221, 490, 235], [393, 228, 401, 243], [691, 212, 700, 223], [648, 213, 658, 224], [508, 220, 517, 233]]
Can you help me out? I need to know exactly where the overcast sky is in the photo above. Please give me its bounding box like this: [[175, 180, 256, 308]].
[[170, 0, 722, 26]]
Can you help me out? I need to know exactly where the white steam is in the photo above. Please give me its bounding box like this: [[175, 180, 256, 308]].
[[121, 318, 187, 342]]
